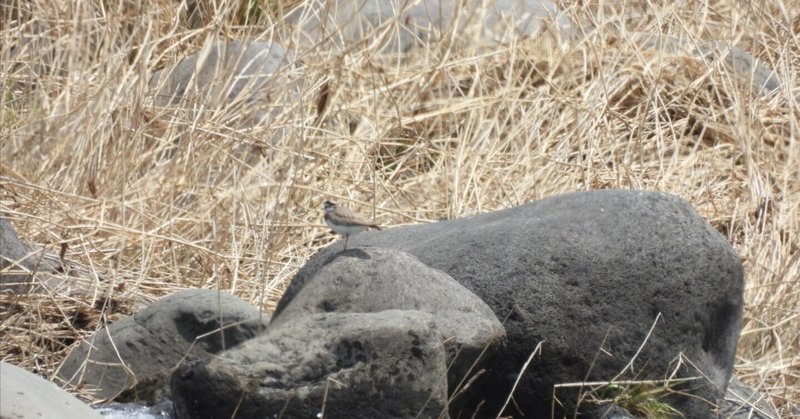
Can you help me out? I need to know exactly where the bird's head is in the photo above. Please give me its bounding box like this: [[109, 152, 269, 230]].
[[323, 200, 337, 214]]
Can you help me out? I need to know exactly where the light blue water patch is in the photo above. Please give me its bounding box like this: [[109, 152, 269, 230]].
[[94, 401, 173, 419]]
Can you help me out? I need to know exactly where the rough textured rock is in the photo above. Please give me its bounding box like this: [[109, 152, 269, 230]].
[[719, 376, 780, 419], [277, 190, 744, 417], [0, 216, 56, 292], [271, 246, 505, 404], [57, 289, 269, 401], [0, 361, 103, 419], [172, 310, 449, 419], [150, 39, 297, 134], [285, 0, 573, 53]]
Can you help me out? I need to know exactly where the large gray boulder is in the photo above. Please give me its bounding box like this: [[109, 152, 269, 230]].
[[277, 190, 745, 417], [1, 361, 103, 419], [0, 216, 113, 297], [285, 0, 573, 53], [172, 310, 450, 419], [57, 289, 269, 401], [271, 247, 506, 406], [0, 216, 56, 293], [150, 39, 297, 137], [1, 216, 36, 292], [171, 248, 504, 418], [632, 33, 786, 98]]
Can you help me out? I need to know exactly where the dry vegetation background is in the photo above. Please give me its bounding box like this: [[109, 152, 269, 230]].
[[0, 0, 798, 416]]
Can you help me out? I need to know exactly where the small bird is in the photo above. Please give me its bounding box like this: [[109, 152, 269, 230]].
[[323, 200, 382, 250]]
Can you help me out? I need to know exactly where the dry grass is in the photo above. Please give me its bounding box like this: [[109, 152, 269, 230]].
[[1, 0, 798, 416]]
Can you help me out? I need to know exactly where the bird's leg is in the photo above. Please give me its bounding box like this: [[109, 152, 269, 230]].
[[344, 234, 349, 251]]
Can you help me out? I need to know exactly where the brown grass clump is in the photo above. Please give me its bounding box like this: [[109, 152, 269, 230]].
[[1, 0, 797, 415]]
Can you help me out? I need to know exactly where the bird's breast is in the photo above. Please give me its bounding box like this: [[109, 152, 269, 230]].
[[326, 221, 369, 236]]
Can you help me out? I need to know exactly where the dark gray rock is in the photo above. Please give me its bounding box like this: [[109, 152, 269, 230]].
[[0, 361, 103, 419], [271, 246, 505, 404], [57, 289, 269, 402], [277, 190, 744, 417], [285, 0, 573, 53], [0, 215, 58, 293], [171, 310, 449, 419], [719, 376, 779, 418]]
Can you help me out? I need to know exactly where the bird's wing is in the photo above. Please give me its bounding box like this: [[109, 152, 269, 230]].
[[340, 207, 380, 228]]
